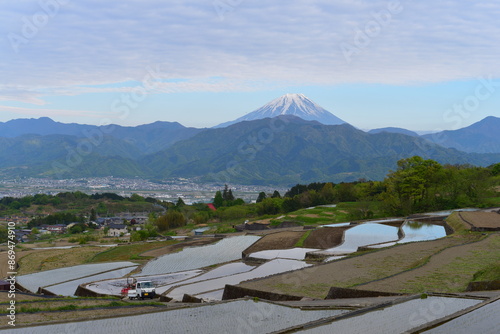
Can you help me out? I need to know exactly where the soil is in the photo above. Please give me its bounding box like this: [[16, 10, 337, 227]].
[[242, 231, 306, 255], [302, 226, 352, 249], [139, 238, 221, 257], [238, 234, 486, 299], [458, 212, 500, 229]]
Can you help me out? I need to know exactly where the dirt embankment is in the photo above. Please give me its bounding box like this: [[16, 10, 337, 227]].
[[243, 231, 306, 256], [302, 226, 352, 249]]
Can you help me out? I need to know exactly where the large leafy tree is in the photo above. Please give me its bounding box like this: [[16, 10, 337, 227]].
[[383, 156, 442, 215]]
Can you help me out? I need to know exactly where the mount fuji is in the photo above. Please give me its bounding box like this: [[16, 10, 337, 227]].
[[215, 93, 347, 128]]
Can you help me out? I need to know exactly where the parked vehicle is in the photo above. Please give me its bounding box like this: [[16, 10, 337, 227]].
[[127, 280, 156, 299]]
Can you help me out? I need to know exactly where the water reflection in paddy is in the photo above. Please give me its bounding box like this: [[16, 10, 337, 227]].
[[165, 258, 310, 300], [370, 221, 446, 249], [399, 221, 446, 243], [155, 262, 255, 294], [297, 297, 482, 334], [318, 223, 400, 255]]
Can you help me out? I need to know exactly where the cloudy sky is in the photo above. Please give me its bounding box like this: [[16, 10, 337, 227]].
[[1, 0, 500, 131]]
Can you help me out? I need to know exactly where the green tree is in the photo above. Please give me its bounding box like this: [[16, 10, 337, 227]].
[[193, 211, 210, 224], [213, 191, 224, 208], [176, 197, 186, 208], [130, 230, 149, 242], [320, 183, 335, 203], [69, 223, 86, 234], [222, 184, 235, 201], [90, 208, 97, 222], [130, 193, 145, 202], [382, 156, 442, 215], [256, 192, 267, 203], [490, 163, 500, 176], [271, 190, 281, 199], [155, 211, 186, 231], [256, 197, 283, 215]]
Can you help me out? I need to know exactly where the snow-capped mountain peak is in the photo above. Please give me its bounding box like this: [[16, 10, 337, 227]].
[[215, 94, 346, 128]]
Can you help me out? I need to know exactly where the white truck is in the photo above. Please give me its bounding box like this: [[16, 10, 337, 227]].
[[127, 280, 156, 300]]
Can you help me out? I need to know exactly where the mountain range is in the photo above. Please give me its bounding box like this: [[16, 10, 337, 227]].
[[0, 94, 499, 185]]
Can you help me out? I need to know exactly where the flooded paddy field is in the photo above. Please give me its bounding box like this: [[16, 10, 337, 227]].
[[44, 266, 138, 296], [294, 296, 482, 333], [137, 236, 260, 275], [422, 298, 500, 334], [85, 270, 203, 296], [17, 262, 138, 293], [164, 258, 310, 300], [2, 299, 348, 334]]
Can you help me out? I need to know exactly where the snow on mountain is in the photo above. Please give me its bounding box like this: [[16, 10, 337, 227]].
[[215, 94, 347, 128]]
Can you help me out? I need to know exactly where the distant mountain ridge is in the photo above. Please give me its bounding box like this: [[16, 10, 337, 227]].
[[215, 94, 346, 128], [423, 116, 500, 153], [0, 117, 204, 155], [368, 127, 419, 137], [144, 116, 500, 185], [0, 107, 499, 184]]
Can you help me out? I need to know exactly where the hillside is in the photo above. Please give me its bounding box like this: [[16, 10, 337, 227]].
[[423, 116, 500, 153], [145, 116, 500, 184]]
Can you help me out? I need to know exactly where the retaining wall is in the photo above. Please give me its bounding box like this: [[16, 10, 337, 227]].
[[222, 284, 303, 301], [325, 287, 405, 299], [466, 280, 500, 292]]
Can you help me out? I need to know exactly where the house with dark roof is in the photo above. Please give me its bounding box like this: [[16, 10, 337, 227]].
[[107, 223, 128, 237]]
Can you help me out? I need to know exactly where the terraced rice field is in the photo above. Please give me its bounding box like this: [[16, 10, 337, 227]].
[[295, 297, 482, 333], [17, 262, 137, 293], [86, 270, 202, 296], [136, 236, 260, 275], [164, 258, 310, 300], [2, 299, 347, 334], [44, 266, 138, 296], [422, 298, 500, 334]]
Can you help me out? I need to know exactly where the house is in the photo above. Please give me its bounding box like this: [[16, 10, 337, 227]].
[[42, 224, 67, 234], [14, 230, 31, 242], [207, 203, 217, 211], [107, 223, 128, 237]]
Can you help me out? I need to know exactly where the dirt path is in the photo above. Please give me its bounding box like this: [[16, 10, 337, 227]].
[[239, 234, 485, 299]]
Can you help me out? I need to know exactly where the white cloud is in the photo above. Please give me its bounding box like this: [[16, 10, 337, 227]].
[[1, 0, 500, 104]]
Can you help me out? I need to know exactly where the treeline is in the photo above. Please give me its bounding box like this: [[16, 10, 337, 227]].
[[213, 157, 500, 219], [28, 212, 85, 228], [0, 191, 164, 213]]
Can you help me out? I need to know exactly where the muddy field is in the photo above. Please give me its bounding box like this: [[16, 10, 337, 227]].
[[302, 226, 352, 249], [242, 231, 306, 255], [459, 211, 500, 229]]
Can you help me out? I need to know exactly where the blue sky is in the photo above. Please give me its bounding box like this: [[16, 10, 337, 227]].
[[1, 0, 500, 131]]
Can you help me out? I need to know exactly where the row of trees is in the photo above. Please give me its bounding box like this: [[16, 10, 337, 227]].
[[216, 157, 500, 217], [1, 191, 165, 214]]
